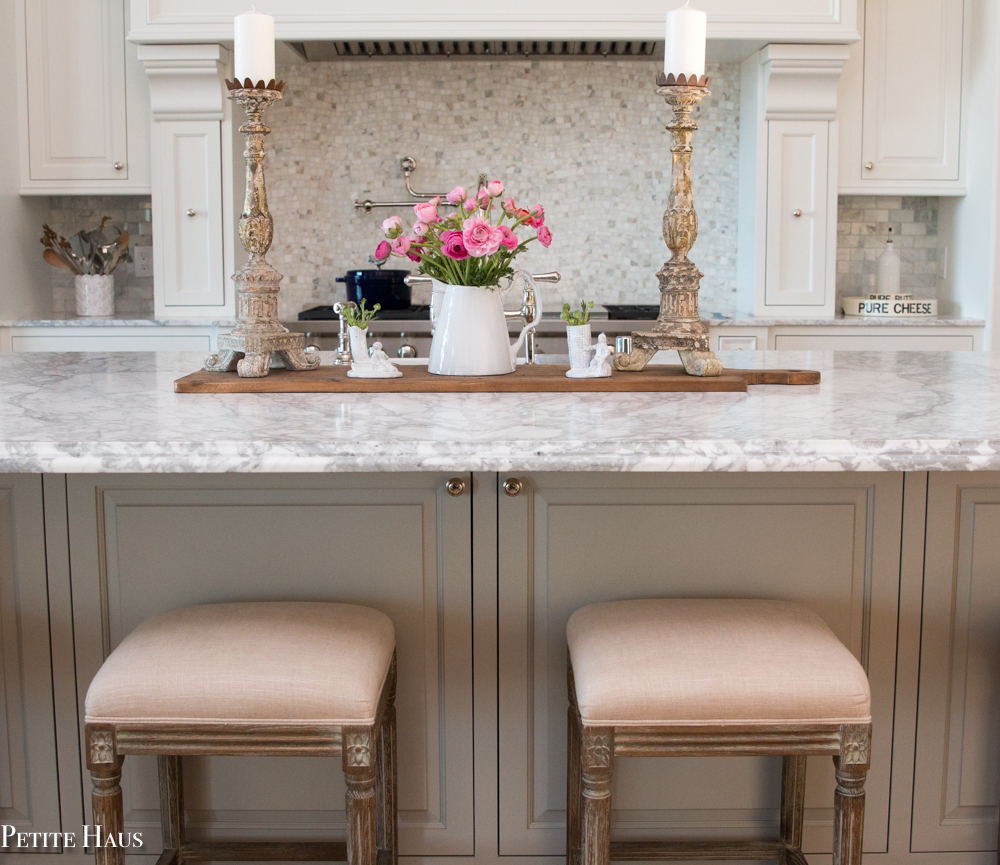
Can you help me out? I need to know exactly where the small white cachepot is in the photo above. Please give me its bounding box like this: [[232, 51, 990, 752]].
[[565, 323, 594, 372], [428, 275, 540, 376], [348, 325, 370, 363], [74, 274, 115, 317]]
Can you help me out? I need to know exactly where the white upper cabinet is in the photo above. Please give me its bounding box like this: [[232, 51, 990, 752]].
[[839, 0, 967, 192], [128, 0, 858, 41], [16, 0, 150, 194]]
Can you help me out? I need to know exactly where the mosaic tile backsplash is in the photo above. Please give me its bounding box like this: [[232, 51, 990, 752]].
[[45, 197, 153, 316], [265, 58, 741, 318], [836, 195, 942, 303]]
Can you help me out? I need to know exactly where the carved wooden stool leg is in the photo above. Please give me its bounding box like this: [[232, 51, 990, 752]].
[[89, 760, 126, 865], [345, 726, 378, 865], [158, 756, 184, 865], [832, 759, 867, 865], [780, 756, 808, 865], [567, 706, 583, 865], [376, 665, 398, 865], [580, 727, 614, 865]]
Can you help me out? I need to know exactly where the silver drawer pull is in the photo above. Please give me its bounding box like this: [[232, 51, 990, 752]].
[[792, 209, 802, 217], [114, 162, 124, 171], [186, 209, 196, 217]]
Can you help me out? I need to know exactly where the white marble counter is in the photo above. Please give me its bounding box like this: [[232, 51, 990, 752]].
[[0, 314, 236, 327], [0, 350, 997, 473]]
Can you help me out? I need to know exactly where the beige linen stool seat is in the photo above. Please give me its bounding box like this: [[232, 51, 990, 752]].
[[84, 602, 397, 865], [566, 599, 872, 865]]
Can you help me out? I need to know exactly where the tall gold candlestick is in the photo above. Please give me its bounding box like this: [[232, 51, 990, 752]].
[[204, 80, 320, 378], [615, 73, 723, 377]]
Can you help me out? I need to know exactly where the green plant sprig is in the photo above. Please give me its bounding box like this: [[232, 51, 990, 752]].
[[344, 298, 380, 328], [561, 300, 594, 326]]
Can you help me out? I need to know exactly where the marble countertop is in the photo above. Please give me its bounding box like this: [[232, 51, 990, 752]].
[[0, 313, 986, 328], [0, 314, 236, 327], [0, 350, 999, 473]]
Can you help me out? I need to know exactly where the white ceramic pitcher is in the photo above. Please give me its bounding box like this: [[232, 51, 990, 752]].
[[428, 272, 541, 375]]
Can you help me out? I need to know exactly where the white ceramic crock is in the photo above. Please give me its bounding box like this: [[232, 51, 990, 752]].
[[74, 274, 115, 317], [428, 273, 541, 376], [348, 325, 370, 362]]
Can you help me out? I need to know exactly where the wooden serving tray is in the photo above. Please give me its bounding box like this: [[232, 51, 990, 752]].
[[174, 364, 819, 394]]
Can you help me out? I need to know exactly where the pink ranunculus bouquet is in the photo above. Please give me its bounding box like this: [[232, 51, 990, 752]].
[[373, 181, 551, 287]]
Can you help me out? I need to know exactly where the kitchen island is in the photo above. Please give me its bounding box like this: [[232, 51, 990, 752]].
[[0, 350, 996, 865]]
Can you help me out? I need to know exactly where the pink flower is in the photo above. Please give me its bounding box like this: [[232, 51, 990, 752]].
[[391, 235, 411, 255], [502, 197, 516, 214], [440, 230, 469, 260], [407, 249, 422, 263], [381, 216, 402, 236], [446, 186, 467, 205], [487, 180, 505, 197], [476, 188, 491, 209], [463, 198, 477, 211], [374, 240, 391, 260], [499, 225, 518, 252], [528, 204, 545, 227], [536, 225, 552, 248], [412, 221, 429, 237], [414, 197, 442, 223], [463, 215, 504, 257]]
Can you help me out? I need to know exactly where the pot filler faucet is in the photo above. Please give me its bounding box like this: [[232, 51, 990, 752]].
[[354, 156, 487, 213], [404, 272, 561, 364]]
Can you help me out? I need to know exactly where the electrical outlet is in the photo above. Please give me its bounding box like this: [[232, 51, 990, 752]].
[[134, 245, 153, 278]]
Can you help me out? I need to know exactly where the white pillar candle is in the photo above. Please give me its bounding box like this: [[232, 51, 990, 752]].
[[663, 1, 707, 77], [234, 7, 275, 85]]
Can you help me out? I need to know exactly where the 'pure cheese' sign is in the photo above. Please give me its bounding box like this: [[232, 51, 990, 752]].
[[842, 297, 937, 318]]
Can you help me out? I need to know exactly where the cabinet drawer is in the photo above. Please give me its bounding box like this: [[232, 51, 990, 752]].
[[773, 333, 975, 350], [11, 334, 212, 351]]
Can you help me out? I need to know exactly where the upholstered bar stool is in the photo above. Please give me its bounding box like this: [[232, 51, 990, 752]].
[[84, 602, 397, 865], [566, 599, 872, 865]]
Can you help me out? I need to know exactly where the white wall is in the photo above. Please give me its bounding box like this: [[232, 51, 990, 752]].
[[947, 0, 1000, 347], [0, 0, 52, 319]]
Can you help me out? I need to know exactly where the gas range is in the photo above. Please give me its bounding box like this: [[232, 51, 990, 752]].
[[298, 305, 432, 321]]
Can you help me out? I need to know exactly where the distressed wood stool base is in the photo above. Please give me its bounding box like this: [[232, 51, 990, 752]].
[[567, 663, 870, 865], [85, 657, 398, 865]]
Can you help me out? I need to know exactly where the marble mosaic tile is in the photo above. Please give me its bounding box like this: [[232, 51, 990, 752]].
[[265, 58, 741, 317], [836, 195, 941, 303]]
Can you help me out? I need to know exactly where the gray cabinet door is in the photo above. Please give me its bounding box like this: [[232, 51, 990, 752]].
[[913, 473, 1000, 851], [0, 475, 61, 843], [65, 473, 473, 857], [497, 472, 903, 857]]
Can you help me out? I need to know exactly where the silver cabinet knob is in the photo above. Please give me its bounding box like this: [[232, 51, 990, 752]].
[[792, 209, 802, 217], [397, 344, 417, 359], [303, 344, 320, 353], [186, 209, 196, 217], [445, 478, 466, 497], [503, 478, 523, 497], [114, 162, 124, 171], [865, 162, 874, 170]]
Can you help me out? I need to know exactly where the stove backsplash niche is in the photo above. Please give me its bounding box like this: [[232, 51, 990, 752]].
[[266, 58, 740, 319]]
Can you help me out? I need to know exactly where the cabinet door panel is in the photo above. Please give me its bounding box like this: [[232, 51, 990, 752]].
[[154, 121, 226, 309], [498, 473, 902, 856], [912, 474, 1000, 851], [23, 0, 128, 180], [0, 476, 61, 841], [861, 0, 964, 181], [764, 121, 829, 307], [67, 474, 473, 857]]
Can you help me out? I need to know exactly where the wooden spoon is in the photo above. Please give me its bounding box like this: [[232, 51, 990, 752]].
[[43, 247, 79, 273]]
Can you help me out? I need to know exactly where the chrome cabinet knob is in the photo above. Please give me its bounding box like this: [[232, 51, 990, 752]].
[[445, 478, 466, 497], [397, 344, 417, 359], [114, 162, 124, 171], [865, 162, 874, 170], [303, 344, 320, 353], [503, 478, 523, 497], [792, 209, 802, 217], [186, 209, 196, 217]]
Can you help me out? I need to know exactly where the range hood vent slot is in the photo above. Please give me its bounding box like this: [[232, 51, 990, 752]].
[[290, 40, 661, 61]]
